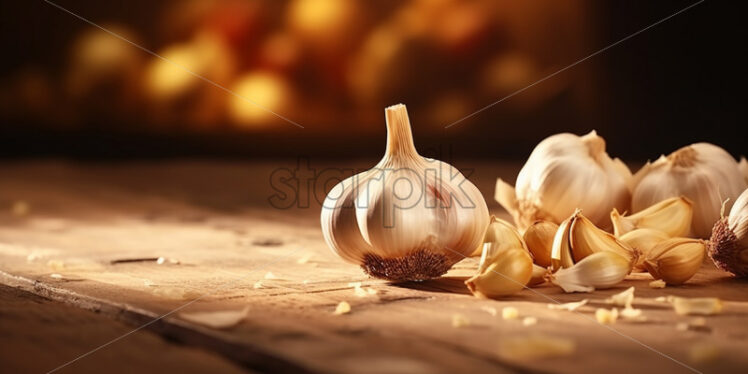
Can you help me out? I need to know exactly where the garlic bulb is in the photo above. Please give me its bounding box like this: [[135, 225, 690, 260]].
[[739, 157, 748, 183], [611, 197, 692, 237], [495, 131, 631, 231], [631, 143, 747, 238], [550, 251, 632, 293], [321, 104, 489, 281], [643, 238, 705, 285], [523, 220, 558, 267], [709, 188, 748, 277], [465, 247, 532, 298]]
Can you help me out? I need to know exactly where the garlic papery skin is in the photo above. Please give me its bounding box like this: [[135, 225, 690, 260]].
[[611, 197, 693, 238], [631, 143, 748, 238], [709, 188, 748, 277], [643, 238, 705, 285], [321, 104, 489, 281], [550, 251, 632, 293], [495, 131, 631, 231], [466, 247, 532, 298], [619, 228, 669, 270], [523, 220, 558, 267], [471, 216, 525, 257]]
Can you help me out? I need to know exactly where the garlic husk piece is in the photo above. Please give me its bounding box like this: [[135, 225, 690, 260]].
[[568, 212, 637, 263], [471, 216, 525, 257], [643, 237, 705, 285], [708, 188, 748, 277], [550, 251, 632, 293], [550, 213, 575, 269], [631, 143, 747, 238], [619, 228, 669, 270], [496, 131, 631, 231], [465, 247, 532, 298], [611, 197, 693, 237], [321, 104, 489, 281], [523, 220, 558, 267]]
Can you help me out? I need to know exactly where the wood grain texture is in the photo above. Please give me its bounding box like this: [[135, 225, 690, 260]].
[[1, 160, 747, 373]]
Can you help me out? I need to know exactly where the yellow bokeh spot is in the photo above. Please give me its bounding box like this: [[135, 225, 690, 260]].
[[229, 72, 289, 126]]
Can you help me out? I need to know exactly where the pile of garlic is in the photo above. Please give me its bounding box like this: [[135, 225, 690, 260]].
[[468, 196, 708, 298]]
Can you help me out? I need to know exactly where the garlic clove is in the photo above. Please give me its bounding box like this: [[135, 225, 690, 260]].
[[321, 104, 489, 281], [465, 247, 532, 298], [630, 143, 747, 238], [550, 213, 575, 269], [497, 131, 630, 231], [473, 216, 525, 257], [643, 237, 705, 285], [569, 212, 637, 263], [528, 263, 548, 286], [708, 188, 748, 277], [550, 251, 632, 293], [611, 197, 693, 237], [619, 228, 670, 269], [523, 220, 558, 267]]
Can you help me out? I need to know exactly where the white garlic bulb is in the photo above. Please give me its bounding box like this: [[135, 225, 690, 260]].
[[495, 131, 631, 231], [709, 188, 748, 277], [739, 157, 748, 184], [631, 143, 747, 238], [321, 104, 489, 281]]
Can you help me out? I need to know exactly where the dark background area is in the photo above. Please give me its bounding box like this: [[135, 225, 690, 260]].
[[0, 0, 745, 161]]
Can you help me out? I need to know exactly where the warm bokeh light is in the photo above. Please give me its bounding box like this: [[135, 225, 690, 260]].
[[146, 33, 235, 101], [229, 72, 291, 126]]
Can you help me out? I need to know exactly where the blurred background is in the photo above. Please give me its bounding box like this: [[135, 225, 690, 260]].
[[0, 0, 745, 161]]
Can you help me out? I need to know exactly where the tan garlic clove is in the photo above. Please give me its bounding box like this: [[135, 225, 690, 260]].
[[550, 251, 632, 293], [472, 216, 525, 257], [644, 238, 705, 285], [466, 247, 532, 298], [569, 213, 637, 263], [611, 197, 693, 237], [523, 220, 558, 267], [528, 263, 548, 286], [550, 213, 575, 269], [619, 228, 670, 270], [709, 188, 748, 277]]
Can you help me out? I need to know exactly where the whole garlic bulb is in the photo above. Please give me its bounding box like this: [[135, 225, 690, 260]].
[[495, 131, 631, 231], [321, 104, 489, 281], [631, 143, 747, 238], [709, 188, 748, 277]]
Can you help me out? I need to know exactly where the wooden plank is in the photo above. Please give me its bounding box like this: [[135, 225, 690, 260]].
[[1, 160, 747, 373]]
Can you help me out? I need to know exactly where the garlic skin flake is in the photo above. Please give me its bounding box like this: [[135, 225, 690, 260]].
[[321, 104, 489, 281], [631, 143, 747, 238], [496, 131, 631, 231], [709, 188, 748, 277], [550, 251, 632, 293]]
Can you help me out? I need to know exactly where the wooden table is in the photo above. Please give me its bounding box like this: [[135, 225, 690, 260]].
[[1, 160, 746, 373]]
